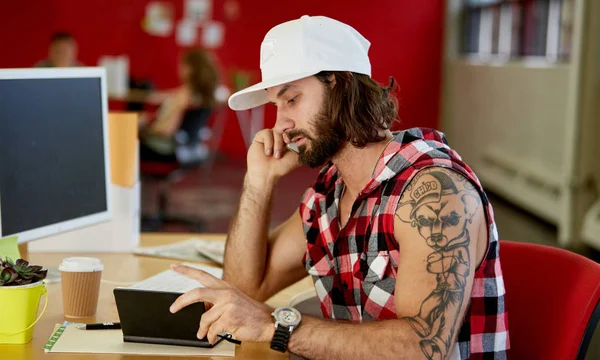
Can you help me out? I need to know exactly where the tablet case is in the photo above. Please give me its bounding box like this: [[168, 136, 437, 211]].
[[113, 288, 224, 348]]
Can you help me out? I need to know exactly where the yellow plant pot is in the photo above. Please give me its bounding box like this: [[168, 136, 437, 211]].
[[0, 281, 48, 344]]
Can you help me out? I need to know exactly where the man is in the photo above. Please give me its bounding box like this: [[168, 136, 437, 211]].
[[35, 32, 82, 68], [169, 15, 509, 359]]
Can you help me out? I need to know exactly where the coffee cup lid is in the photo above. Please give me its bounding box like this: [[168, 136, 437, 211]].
[[59, 257, 104, 272]]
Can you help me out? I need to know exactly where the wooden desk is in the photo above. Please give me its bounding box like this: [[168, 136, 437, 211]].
[[3, 233, 314, 360]]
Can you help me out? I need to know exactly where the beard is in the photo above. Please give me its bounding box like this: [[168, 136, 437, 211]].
[[286, 102, 343, 168]]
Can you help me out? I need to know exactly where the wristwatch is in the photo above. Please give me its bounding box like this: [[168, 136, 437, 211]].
[[270, 306, 302, 353]]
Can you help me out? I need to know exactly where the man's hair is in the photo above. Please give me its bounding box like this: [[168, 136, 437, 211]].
[[315, 71, 398, 148], [50, 31, 75, 44]]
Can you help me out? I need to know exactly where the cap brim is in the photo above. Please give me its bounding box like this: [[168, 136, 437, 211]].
[[228, 71, 318, 111]]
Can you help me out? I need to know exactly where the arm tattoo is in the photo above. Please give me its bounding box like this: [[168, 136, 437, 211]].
[[395, 169, 481, 360]]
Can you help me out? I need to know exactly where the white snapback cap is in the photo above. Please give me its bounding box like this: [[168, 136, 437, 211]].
[[228, 15, 371, 111]]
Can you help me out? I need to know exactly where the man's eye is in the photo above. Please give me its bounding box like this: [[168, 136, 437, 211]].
[[287, 95, 298, 104]]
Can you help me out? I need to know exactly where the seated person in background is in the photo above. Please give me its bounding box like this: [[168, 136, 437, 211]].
[[35, 32, 82, 68], [139, 48, 219, 163], [168, 16, 510, 360]]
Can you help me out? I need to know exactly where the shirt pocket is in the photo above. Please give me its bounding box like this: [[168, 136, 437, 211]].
[[354, 250, 398, 320], [354, 251, 391, 282]]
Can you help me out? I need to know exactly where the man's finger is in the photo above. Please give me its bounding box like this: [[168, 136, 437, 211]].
[[207, 318, 228, 345], [273, 132, 285, 159], [170, 287, 220, 313], [254, 129, 274, 156], [198, 305, 225, 340], [171, 264, 224, 288]]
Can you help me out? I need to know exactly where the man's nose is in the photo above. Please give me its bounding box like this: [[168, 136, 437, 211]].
[[273, 108, 294, 134]]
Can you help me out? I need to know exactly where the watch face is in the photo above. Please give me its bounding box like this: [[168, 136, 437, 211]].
[[274, 307, 301, 326]]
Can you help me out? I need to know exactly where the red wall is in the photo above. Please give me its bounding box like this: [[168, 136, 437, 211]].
[[0, 0, 444, 158]]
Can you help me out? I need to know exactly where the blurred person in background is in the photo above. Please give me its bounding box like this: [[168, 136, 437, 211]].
[[35, 32, 82, 68], [139, 48, 219, 162]]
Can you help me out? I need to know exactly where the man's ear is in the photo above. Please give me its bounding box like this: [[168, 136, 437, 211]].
[[460, 192, 480, 221], [328, 73, 336, 88]]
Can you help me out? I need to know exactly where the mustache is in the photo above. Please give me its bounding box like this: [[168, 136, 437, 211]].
[[285, 130, 313, 142]]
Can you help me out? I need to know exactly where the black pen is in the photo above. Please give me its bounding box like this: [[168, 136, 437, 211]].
[[77, 322, 121, 330]]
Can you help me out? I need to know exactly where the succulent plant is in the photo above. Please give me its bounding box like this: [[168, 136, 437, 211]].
[[0, 257, 47, 286]]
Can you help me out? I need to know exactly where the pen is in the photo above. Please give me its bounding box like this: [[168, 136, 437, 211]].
[[77, 322, 121, 330], [218, 333, 242, 345]]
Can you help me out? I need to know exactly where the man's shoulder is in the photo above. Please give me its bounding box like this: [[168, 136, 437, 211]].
[[385, 128, 457, 172], [393, 127, 449, 146]]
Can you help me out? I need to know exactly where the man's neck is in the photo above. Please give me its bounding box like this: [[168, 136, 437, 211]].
[[331, 131, 393, 199]]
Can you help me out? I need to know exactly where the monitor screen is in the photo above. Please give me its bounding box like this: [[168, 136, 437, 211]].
[[0, 69, 110, 242]]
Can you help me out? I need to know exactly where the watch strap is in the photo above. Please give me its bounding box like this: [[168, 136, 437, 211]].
[[270, 324, 290, 353]]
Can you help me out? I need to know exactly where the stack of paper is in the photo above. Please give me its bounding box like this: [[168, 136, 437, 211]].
[[134, 238, 225, 265]]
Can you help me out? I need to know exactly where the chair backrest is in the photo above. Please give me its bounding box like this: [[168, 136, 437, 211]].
[[126, 78, 154, 112], [500, 240, 600, 359], [178, 107, 212, 142], [174, 107, 213, 166]]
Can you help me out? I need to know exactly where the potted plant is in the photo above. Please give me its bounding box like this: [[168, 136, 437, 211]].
[[0, 257, 48, 344]]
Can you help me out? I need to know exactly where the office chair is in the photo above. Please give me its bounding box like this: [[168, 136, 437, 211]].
[[126, 78, 154, 112], [500, 240, 600, 359], [140, 107, 213, 232]]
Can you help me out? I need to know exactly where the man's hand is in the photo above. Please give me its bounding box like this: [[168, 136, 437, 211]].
[[169, 264, 275, 344], [247, 129, 301, 182]]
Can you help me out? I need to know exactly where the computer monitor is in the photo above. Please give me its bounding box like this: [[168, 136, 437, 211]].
[[0, 68, 111, 244]]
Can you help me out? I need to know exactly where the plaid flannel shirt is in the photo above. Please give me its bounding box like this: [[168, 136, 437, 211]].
[[300, 128, 509, 359]]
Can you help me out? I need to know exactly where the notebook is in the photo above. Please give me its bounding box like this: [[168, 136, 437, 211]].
[[43, 322, 235, 356], [114, 288, 225, 348]]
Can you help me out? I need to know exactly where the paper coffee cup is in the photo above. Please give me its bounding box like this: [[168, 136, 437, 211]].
[[59, 257, 103, 318]]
